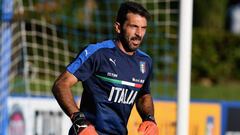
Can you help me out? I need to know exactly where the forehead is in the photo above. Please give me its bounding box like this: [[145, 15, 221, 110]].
[[125, 12, 147, 25]]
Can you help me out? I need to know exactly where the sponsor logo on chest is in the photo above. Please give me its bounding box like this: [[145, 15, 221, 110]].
[[132, 77, 145, 83]]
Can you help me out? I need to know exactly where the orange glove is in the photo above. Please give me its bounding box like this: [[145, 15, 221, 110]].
[[78, 125, 98, 135], [138, 121, 159, 135], [69, 124, 98, 135]]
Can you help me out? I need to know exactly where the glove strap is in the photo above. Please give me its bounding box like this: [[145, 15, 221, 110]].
[[71, 112, 88, 126], [70, 112, 89, 135]]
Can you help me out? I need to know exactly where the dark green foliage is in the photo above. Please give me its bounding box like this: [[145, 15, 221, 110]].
[[193, 0, 228, 29], [192, 29, 240, 83], [192, 0, 240, 85]]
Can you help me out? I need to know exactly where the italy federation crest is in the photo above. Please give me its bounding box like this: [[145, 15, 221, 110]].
[[139, 61, 146, 74]]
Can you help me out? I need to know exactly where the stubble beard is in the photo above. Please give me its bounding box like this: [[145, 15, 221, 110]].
[[119, 34, 142, 52]]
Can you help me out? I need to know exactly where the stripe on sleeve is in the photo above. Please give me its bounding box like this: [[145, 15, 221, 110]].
[[67, 40, 115, 73]]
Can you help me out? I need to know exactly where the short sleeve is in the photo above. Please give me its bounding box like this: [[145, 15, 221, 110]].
[[67, 45, 100, 81]]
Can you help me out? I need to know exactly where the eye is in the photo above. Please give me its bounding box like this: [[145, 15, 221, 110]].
[[142, 26, 147, 30], [129, 25, 138, 29]]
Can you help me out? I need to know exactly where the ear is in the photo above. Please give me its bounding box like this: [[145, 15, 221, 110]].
[[114, 22, 121, 34]]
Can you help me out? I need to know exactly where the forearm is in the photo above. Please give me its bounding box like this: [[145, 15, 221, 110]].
[[136, 94, 155, 120], [52, 83, 79, 117], [52, 71, 79, 117]]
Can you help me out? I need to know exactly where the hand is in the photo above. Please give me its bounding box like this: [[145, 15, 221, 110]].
[[77, 125, 98, 135], [68, 112, 98, 135], [69, 124, 98, 135], [138, 121, 159, 135]]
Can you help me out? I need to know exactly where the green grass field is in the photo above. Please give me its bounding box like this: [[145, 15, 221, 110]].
[[191, 82, 240, 101], [151, 81, 240, 101]]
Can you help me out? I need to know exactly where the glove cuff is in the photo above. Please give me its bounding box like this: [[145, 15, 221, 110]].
[[70, 112, 87, 125], [142, 114, 156, 124]]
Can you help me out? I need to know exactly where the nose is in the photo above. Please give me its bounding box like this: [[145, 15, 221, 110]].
[[136, 28, 143, 37]]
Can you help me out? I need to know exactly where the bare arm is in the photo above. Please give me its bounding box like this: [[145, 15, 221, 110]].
[[52, 70, 79, 117], [136, 94, 155, 121]]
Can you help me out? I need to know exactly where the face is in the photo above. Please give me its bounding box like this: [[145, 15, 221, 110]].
[[115, 12, 147, 52]]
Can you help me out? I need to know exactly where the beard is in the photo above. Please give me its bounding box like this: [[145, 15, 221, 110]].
[[119, 33, 142, 52]]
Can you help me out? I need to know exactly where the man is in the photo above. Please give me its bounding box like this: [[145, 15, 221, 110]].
[[52, 1, 159, 135]]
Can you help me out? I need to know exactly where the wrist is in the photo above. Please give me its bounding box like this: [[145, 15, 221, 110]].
[[70, 111, 86, 124], [70, 112, 79, 121]]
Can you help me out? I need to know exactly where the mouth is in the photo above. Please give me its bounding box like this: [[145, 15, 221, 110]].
[[131, 37, 141, 45], [132, 40, 140, 46]]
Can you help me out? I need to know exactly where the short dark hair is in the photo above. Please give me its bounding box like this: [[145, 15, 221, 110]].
[[116, 1, 150, 25]]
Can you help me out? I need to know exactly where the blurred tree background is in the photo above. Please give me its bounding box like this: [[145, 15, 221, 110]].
[[191, 0, 240, 100]]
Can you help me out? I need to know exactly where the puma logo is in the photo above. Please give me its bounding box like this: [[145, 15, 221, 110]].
[[85, 50, 88, 56], [109, 58, 116, 66]]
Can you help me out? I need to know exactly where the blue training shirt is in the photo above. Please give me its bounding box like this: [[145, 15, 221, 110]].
[[67, 39, 152, 135]]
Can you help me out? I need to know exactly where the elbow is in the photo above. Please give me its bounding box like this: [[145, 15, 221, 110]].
[[51, 82, 58, 95], [51, 79, 71, 95], [51, 80, 62, 95]]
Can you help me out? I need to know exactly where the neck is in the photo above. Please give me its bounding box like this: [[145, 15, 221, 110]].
[[115, 39, 135, 56]]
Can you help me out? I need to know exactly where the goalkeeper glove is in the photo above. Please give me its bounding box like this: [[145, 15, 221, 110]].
[[68, 112, 98, 135], [138, 115, 159, 135]]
